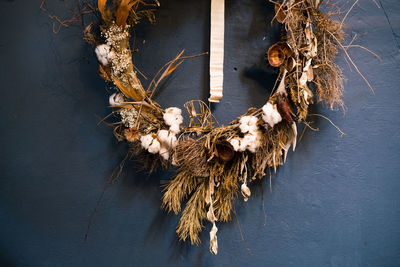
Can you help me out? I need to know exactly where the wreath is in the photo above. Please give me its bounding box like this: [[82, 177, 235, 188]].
[[43, 0, 372, 255]]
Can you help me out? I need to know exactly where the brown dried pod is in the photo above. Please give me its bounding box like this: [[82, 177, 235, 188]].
[[215, 141, 235, 162], [287, 57, 296, 71], [276, 93, 294, 125], [274, 1, 287, 23], [268, 42, 292, 67]]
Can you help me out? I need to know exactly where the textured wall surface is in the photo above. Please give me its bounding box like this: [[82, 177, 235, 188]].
[[1, 0, 399, 266]]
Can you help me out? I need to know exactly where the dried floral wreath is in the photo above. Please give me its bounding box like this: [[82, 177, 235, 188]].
[[44, 0, 373, 255]]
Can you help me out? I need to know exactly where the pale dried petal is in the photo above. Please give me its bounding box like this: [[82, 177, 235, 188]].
[[209, 223, 218, 255], [241, 183, 251, 201]]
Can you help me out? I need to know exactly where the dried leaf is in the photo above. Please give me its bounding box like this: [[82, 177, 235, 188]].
[[116, 0, 135, 26], [112, 76, 143, 101], [98, 0, 107, 21]]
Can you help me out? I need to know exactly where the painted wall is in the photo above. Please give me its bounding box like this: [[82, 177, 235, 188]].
[[1, 0, 399, 266]]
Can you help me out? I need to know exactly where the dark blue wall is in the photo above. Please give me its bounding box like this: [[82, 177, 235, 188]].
[[1, 0, 399, 266]]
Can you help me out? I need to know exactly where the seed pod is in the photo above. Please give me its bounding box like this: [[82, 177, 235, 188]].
[[274, 1, 287, 23], [287, 57, 296, 71], [216, 141, 235, 162], [268, 42, 292, 67], [276, 93, 294, 125]]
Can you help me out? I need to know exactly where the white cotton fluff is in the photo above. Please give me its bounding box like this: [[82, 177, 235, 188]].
[[229, 138, 240, 151], [239, 116, 259, 134], [140, 134, 154, 150], [95, 44, 115, 66], [243, 131, 261, 153], [169, 124, 181, 135], [163, 107, 183, 127], [262, 102, 282, 128], [238, 138, 247, 152], [109, 93, 125, 106], [157, 130, 170, 144], [164, 113, 183, 126], [147, 139, 161, 154], [159, 146, 170, 160], [157, 130, 178, 148]]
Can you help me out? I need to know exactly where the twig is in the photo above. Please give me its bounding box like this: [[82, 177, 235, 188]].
[[309, 113, 346, 136], [340, 0, 359, 29], [84, 152, 130, 241], [326, 30, 375, 94], [233, 209, 252, 255]]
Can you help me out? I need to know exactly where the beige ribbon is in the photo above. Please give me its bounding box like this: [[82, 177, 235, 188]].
[[209, 0, 224, 103]]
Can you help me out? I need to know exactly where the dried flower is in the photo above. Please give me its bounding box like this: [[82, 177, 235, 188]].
[[262, 102, 282, 128], [120, 108, 138, 128], [124, 127, 139, 142]]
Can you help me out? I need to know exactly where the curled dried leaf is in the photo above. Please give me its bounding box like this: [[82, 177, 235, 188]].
[[277, 93, 294, 125]]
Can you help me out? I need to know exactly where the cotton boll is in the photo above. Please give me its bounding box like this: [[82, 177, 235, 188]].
[[164, 107, 183, 128], [243, 133, 257, 144], [109, 93, 125, 106], [148, 139, 161, 154], [247, 124, 258, 134], [167, 134, 178, 148], [159, 146, 170, 160], [157, 130, 170, 144], [239, 116, 251, 125], [248, 116, 258, 126], [243, 134, 257, 153], [174, 114, 183, 125], [238, 138, 248, 152], [163, 113, 175, 126], [244, 131, 261, 153], [169, 124, 181, 134], [165, 107, 182, 116], [262, 102, 282, 128], [140, 134, 153, 150], [239, 123, 250, 134], [239, 115, 259, 133], [95, 44, 114, 66], [229, 138, 240, 151], [163, 113, 183, 127]]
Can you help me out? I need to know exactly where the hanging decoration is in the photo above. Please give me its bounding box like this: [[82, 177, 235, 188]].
[[42, 0, 373, 255]]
